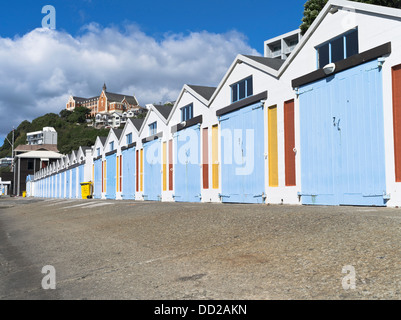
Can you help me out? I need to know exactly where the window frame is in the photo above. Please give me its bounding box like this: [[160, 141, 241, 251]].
[[126, 133, 132, 145], [149, 121, 157, 136], [230, 76, 253, 103], [316, 28, 358, 69], [180, 103, 193, 122]]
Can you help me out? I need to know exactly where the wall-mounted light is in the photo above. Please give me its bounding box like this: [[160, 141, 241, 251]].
[[323, 63, 336, 75]]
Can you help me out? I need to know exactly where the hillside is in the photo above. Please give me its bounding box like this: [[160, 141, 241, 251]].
[[0, 107, 110, 159]]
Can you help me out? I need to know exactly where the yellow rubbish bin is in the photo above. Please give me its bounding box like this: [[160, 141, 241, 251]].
[[22, 191, 26, 198], [80, 182, 93, 199]]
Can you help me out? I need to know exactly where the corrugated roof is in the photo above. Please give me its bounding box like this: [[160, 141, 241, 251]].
[[153, 105, 174, 120], [242, 55, 286, 71], [187, 85, 216, 101], [16, 150, 63, 159]]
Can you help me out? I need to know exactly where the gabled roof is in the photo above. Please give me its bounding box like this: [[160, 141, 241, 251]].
[[112, 128, 123, 140], [209, 0, 401, 105], [166, 84, 216, 123], [278, 0, 401, 77], [186, 85, 216, 101], [103, 128, 122, 151], [153, 105, 174, 120], [105, 91, 138, 105], [208, 54, 281, 106], [72, 96, 87, 103], [130, 118, 145, 132], [242, 55, 285, 71]]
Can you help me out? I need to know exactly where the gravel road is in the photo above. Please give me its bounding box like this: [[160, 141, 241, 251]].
[[1, 197, 401, 300]]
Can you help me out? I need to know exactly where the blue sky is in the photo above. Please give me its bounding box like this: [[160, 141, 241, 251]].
[[0, 0, 305, 149], [1, 0, 304, 52]]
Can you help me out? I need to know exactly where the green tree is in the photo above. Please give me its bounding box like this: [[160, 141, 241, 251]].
[[59, 109, 72, 119], [300, 0, 401, 35]]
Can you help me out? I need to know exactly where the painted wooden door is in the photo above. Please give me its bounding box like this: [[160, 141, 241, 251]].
[[122, 148, 136, 199], [284, 99, 296, 186], [93, 159, 102, 199], [392, 64, 401, 181], [174, 125, 201, 202], [106, 153, 117, 199], [71, 168, 76, 198], [268, 105, 279, 187], [66, 170, 71, 199], [219, 102, 265, 203], [60, 172, 65, 198], [144, 139, 161, 201], [299, 59, 386, 206]]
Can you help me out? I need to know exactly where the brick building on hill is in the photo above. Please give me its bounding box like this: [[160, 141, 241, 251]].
[[66, 83, 146, 118]]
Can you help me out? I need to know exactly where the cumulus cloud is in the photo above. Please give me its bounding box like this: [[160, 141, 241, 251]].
[[0, 24, 260, 137]]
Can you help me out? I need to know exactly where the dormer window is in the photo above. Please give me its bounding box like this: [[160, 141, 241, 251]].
[[181, 103, 193, 122], [231, 76, 253, 103], [149, 122, 157, 136], [316, 29, 358, 69], [126, 133, 132, 144]]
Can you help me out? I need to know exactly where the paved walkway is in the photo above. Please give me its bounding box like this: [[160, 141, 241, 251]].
[[1, 197, 401, 299]]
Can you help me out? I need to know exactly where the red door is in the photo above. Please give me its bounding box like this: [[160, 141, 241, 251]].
[[392, 64, 401, 182], [284, 99, 296, 186]]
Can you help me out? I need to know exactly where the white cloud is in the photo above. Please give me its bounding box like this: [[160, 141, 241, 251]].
[[0, 24, 260, 137]]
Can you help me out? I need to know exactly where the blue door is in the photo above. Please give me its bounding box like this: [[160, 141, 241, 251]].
[[60, 172, 65, 198], [78, 165, 84, 198], [71, 168, 77, 198], [65, 170, 70, 199], [94, 159, 102, 199], [56, 174, 59, 198], [299, 59, 386, 206], [106, 153, 116, 199], [174, 125, 201, 202], [144, 139, 161, 201], [219, 102, 265, 203], [122, 147, 136, 200], [50, 176, 54, 198]]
